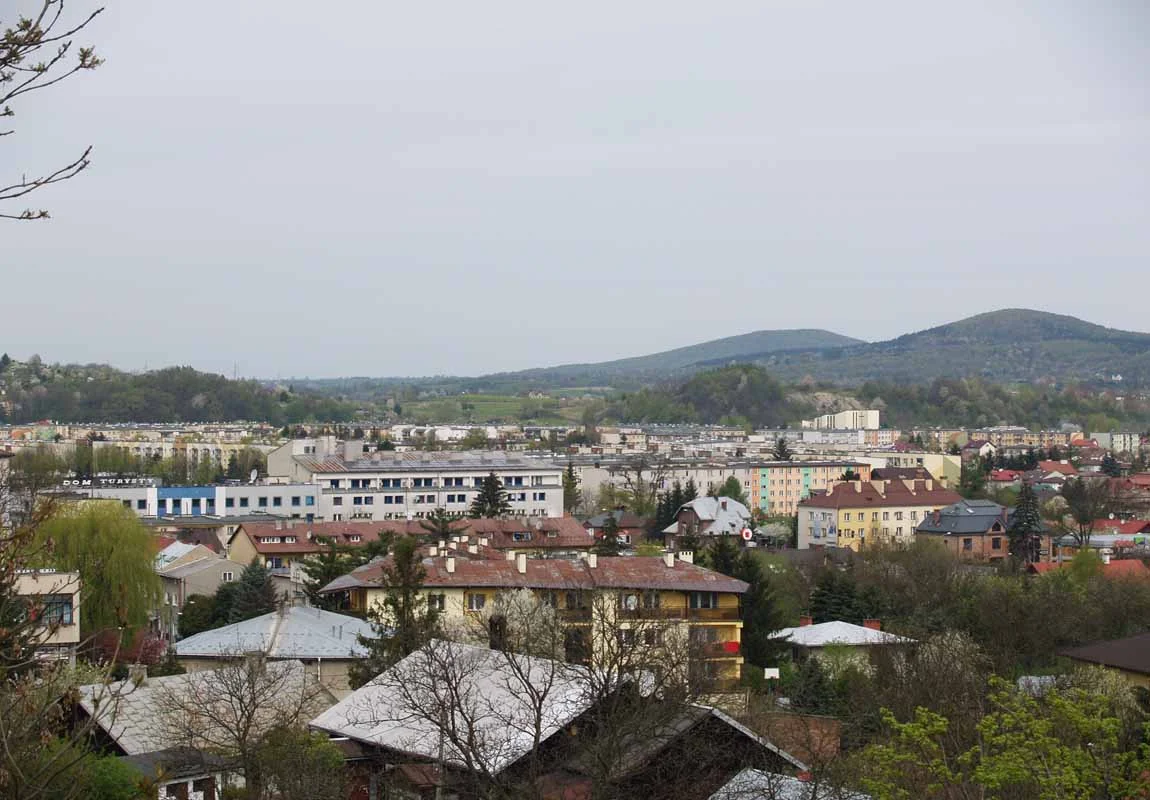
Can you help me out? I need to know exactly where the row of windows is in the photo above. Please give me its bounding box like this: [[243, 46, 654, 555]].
[[326, 475, 549, 490], [843, 510, 919, 522]]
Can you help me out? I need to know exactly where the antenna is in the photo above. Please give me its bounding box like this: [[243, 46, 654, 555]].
[[249, 468, 258, 485]]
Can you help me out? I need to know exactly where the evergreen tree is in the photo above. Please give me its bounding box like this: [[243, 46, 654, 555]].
[[178, 594, 217, 638], [225, 454, 242, 480], [592, 515, 623, 556], [1008, 482, 1042, 564], [708, 535, 742, 577], [420, 507, 465, 540], [349, 536, 440, 688], [772, 436, 793, 461], [469, 472, 511, 518], [0, 353, 10, 372], [735, 552, 786, 668], [300, 538, 379, 611], [1101, 452, 1122, 478], [562, 462, 581, 513], [683, 478, 698, 503], [809, 570, 864, 624], [228, 560, 279, 622], [958, 464, 987, 499], [669, 480, 686, 512], [713, 475, 749, 507]]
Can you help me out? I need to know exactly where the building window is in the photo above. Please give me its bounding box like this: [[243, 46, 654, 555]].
[[353, 496, 363, 506], [226, 498, 235, 508], [467, 593, 487, 612], [963, 538, 973, 551], [137, 499, 146, 510], [258, 497, 268, 508], [273, 497, 283, 507], [267, 557, 284, 569], [364, 496, 374, 505], [349, 534, 362, 542], [222, 572, 234, 582], [992, 537, 1002, 550], [41, 595, 74, 625], [428, 593, 446, 611], [642, 628, 663, 646], [616, 629, 637, 647], [333, 497, 343, 506], [239, 497, 249, 508], [688, 592, 718, 610], [618, 592, 640, 611], [882, 512, 889, 521], [306, 496, 315, 506], [291, 496, 301, 506]]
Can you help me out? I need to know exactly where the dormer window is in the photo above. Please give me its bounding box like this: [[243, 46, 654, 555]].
[[512, 532, 532, 542], [349, 535, 361, 542]]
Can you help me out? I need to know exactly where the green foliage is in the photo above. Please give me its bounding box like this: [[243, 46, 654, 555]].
[[563, 462, 580, 514], [708, 475, 749, 508], [1008, 481, 1042, 563], [771, 436, 793, 461], [1060, 477, 1114, 546], [733, 551, 787, 668], [227, 560, 279, 623], [178, 594, 217, 638], [35, 501, 160, 636], [349, 537, 440, 689], [706, 536, 742, 577], [256, 727, 346, 800], [469, 472, 511, 518], [84, 753, 149, 800], [419, 508, 464, 540], [809, 570, 866, 625], [592, 515, 623, 557]]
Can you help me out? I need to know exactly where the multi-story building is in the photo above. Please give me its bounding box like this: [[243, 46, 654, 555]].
[[322, 551, 748, 691], [853, 451, 961, 489], [1092, 431, 1143, 454], [749, 460, 872, 516], [915, 499, 1055, 563], [268, 438, 564, 519], [15, 569, 81, 664], [63, 480, 322, 521], [800, 410, 881, 430], [797, 479, 962, 551]]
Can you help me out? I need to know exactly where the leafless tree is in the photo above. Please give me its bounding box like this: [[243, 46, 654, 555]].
[[607, 454, 673, 516], [155, 657, 332, 797], [1, 1, 103, 220]]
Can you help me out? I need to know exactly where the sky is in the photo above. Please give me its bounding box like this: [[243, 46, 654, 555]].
[[4, 0, 1149, 378]]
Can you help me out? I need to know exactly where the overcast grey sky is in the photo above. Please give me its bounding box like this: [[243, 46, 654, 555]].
[[4, 0, 1148, 378]]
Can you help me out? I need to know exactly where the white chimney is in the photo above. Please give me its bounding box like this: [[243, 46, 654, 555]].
[[440, 539, 447, 550], [275, 520, 283, 530], [678, 551, 694, 565], [663, 552, 675, 568], [479, 536, 489, 547], [468, 544, 478, 555], [429, 545, 438, 557], [588, 553, 598, 569], [505, 549, 516, 561], [1103, 553, 1112, 565], [446, 556, 456, 573], [516, 553, 527, 574]]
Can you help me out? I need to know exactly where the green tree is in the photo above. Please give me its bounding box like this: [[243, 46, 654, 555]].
[[349, 536, 440, 689], [809, 570, 864, 624], [228, 559, 279, 623], [298, 537, 386, 611], [1101, 452, 1122, 477], [958, 463, 986, 499], [469, 472, 511, 518], [789, 656, 837, 715], [563, 461, 581, 514], [420, 507, 465, 540], [734, 552, 786, 668], [1060, 477, 1112, 547], [772, 436, 793, 461], [35, 501, 160, 638], [592, 515, 623, 557], [707, 535, 742, 577], [255, 727, 346, 800], [1008, 482, 1043, 564], [710, 475, 749, 507], [460, 428, 489, 449], [178, 594, 217, 638]]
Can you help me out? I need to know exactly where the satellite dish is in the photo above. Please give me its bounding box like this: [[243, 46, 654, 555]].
[[249, 469, 258, 484]]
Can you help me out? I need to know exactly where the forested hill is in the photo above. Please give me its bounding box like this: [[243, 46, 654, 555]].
[[0, 356, 355, 424]]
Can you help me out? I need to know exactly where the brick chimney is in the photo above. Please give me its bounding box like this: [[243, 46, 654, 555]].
[[863, 618, 881, 631], [516, 553, 527, 574], [799, 615, 813, 627]]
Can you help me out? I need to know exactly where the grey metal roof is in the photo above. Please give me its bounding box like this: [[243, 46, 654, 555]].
[[771, 621, 914, 648], [710, 768, 870, 800], [664, 496, 751, 536], [175, 606, 376, 660], [158, 556, 235, 580], [915, 498, 1047, 536], [78, 660, 321, 756]]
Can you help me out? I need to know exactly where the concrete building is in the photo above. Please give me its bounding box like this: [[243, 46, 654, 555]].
[[800, 410, 881, 430], [63, 481, 322, 521], [267, 439, 564, 520], [15, 569, 81, 664], [797, 479, 962, 550]]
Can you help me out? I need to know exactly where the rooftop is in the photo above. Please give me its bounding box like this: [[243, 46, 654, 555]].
[[174, 606, 376, 660], [770, 621, 914, 648], [295, 450, 561, 474], [1061, 632, 1150, 676], [800, 479, 961, 511]]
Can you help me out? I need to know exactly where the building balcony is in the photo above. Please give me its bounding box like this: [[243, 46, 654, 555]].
[[687, 608, 741, 622], [558, 608, 592, 622], [700, 641, 742, 658], [619, 607, 687, 620], [694, 678, 743, 693]]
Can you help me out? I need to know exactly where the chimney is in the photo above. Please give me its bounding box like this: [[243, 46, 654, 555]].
[[479, 536, 489, 547], [663, 552, 675, 568], [677, 551, 694, 565], [1102, 553, 1111, 565], [863, 618, 882, 631], [799, 615, 813, 627], [440, 539, 447, 550], [275, 519, 283, 530], [468, 543, 478, 555], [429, 545, 438, 557], [446, 556, 456, 573], [516, 553, 527, 574], [720, 500, 728, 511], [505, 549, 516, 561], [588, 553, 598, 569]]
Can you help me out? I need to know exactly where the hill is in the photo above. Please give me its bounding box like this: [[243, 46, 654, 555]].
[[753, 309, 1150, 386]]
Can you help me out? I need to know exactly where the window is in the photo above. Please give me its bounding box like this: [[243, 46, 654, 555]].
[[618, 592, 639, 611], [284, 536, 296, 543], [222, 571, 234, 582], [267, 557, 284, 569], [467, 593, 487, 612], [41, 595, 74, 625], [239, 497, 249, 508], [333, 497, 343, 506], [428, 593, 446, 611], [882, 512, 889, 521], [910, 510, 918, 521], [273, 496, 282, 507], [896, 526, 902, 535], [136, 499, 146, 510], [353, 496, 363, 505], [305, 496, 315, 506], [894, 511, 904, 521], [992, 537, 1002, 550], [642, 629, 663, 646], [616, 629, 637, 646], [533, 492, 547, 501], [364, 496, 374, 505], [565, 591, 587, 610], [258, 496, 268, 508], [642, 590, 660, 609], [872, 512, 878, 521], [963, 538, 973, 551], [291, 496, 301, 506], [349, 534, 361, 542], [328, 479, 341, 489], [689, 592, 718, 610], [512, 531, 532, 542], [226, 498, 235, 508]]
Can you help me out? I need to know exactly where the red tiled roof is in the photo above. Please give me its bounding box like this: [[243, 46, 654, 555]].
[[799, 480, 961, 510], [1037, 461, 1078, 476], [1092, 520, 1150, 537], [990, 470, 1021, 481], [329, 555, 749, 595]]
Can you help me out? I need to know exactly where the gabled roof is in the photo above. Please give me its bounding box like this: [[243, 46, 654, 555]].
[[583, 510, 647, 530], [1037, 460, 1078, 476], [322, 555, 749, 596], [174, 606, 375, 660], [770, 621, 914, 648], [665, 496, 750, 536], [309, 640, 596, 774], [1061, 632, 1150, 675], [710, 768, 869, 800], [915, 499, 1021, 536], [1091, 519, 1150, 537], [158, 556, 241, 581], [799, 480, 961, 511]]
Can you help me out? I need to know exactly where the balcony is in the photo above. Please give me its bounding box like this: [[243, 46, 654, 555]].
[[700, 641, 742, 658], [558, 608, 592, 623], [687, 608, 741, 622], [694, 678, 743, 694], [618, 607, 686, 620]]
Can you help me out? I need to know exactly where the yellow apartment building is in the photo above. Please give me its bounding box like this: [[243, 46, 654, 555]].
[[797, 479, 963, 551]]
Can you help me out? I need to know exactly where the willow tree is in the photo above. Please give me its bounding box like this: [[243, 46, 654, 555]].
[[35, 500, 160, 637]]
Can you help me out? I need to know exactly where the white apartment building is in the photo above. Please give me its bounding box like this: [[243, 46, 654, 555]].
[[800, 410, 881, 430], [60, 480, 322, 520], [267, 438, 564, 520]]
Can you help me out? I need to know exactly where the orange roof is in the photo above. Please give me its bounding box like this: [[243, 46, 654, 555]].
[[800, 479, 961, 510], [1038, 461, 1078, 476]]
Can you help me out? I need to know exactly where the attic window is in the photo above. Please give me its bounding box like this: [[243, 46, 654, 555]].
[[512, 532, 532, 542], [284, 536, 296, 543], [547, 531, 558, 538], [349, 535, 361, 542]]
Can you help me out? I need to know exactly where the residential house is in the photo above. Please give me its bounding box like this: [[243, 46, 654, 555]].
[[915, 499, 1055, 563], [961, 440, 996, 463], [1060, 632, 1150, 688], [664, 496, 752, 543], [770, 620, 914, 674], [797, 479, 962, 551], [584, 509, 649, 547], [156, 554, 247, 641], [1037, 460, 1078, 478], [174, 606, 376, 694], [321, 552, 749, 691], [988, 469, 1023, 489], [310, 640, 804, 800], [15, 569, 81, 664]]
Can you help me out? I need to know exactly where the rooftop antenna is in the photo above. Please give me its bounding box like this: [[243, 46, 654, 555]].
[[249, 468, 258, 485]]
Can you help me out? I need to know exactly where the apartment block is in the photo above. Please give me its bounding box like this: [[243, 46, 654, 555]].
[[798, 479, 962, 551], [15, 569, 81, 664], [750, 460, 872, 516], [800, 410, 881, 430]]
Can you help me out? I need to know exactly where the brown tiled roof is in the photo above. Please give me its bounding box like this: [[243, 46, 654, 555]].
[[799, 480, 961, 510], [1061, 632, 1150, 675], [325, 555, 748, 595]]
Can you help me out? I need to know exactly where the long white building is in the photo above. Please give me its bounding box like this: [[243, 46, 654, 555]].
[[267, 438, 564, 520], [800, 409, 881, 430]]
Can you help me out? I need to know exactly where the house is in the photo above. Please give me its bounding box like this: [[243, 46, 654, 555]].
[[155, 554, 247, 641], [118, 749, 231, 800], [1060, 632, 1150, 688], [77, 660, 335, 797], [664, 496, 752, 541], [797, 479, 962, 551], [584, 509, 648, 547], [961, 440, 996, 462], [1037, 460, 1078, 478], [14, 569, 81, 664], [915, 499, 1055, 563], [321, 552, 749, 691], [174, 605, 376, 694], [311, 640, 805, 800], [988, 469, 1023, 488], [770, 620, 914, 673]]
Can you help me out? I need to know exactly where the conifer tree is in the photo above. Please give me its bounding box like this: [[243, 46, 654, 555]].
[[562, 462, 581, 513], [228, 559, 279, 623], [682, 478, 698, 503], [592, 515, 623, 556], [420, 507, 465, 539], [469, 472, 511, 518], [772, 436, 793, 461], [1008, 482, 1043, 564]]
